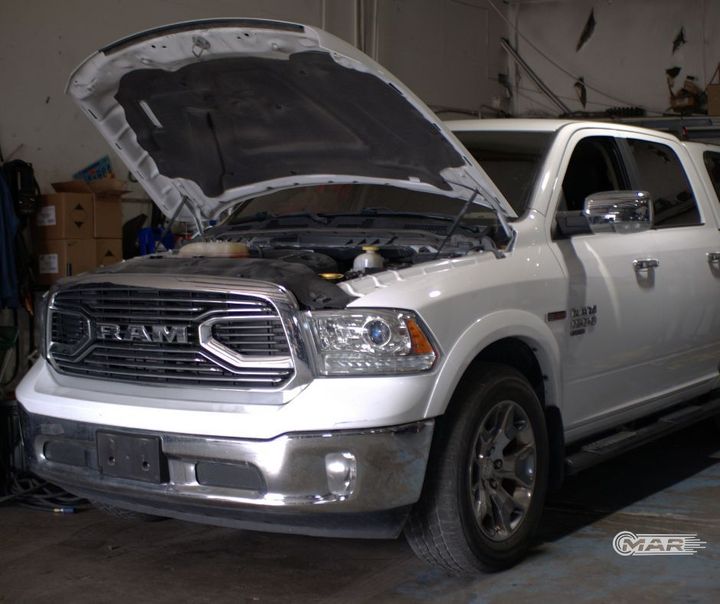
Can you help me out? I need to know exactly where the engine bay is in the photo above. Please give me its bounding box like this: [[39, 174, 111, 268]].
[[210, 224, 499, 281], [198, 183, 506, 284], [95, 184, 505, 309]]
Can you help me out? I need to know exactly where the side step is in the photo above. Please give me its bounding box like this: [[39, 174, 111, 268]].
[[565, 395, 720, 475]]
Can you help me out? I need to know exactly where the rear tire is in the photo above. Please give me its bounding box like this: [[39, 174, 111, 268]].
[[405, 363, 549, 575]]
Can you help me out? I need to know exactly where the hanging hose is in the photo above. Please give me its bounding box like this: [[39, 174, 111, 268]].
[[0, 475, 90, 513], [0, 399, 89, 512]]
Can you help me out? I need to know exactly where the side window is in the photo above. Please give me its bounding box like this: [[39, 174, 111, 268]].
[[703, 151, 720, 202], [627, 139, 700, 228], [560, 136, 627, 212]]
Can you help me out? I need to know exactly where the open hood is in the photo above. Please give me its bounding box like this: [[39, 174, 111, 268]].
[[67, 19, 514, 223]]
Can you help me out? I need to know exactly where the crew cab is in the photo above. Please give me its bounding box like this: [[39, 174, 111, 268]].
[[17, 19, 720, 575]]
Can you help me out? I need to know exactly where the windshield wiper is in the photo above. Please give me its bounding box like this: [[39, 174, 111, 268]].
[[226, 211, 330, 227]]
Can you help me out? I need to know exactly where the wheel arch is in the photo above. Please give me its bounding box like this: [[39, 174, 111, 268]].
[[427, 309, 562, 417]]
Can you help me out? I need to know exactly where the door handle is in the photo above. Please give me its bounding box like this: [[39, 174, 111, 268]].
[[707, 252, 720, 264], [633, 258, 659, 271]]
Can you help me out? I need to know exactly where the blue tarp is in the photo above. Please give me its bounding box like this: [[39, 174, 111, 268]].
[[0, 172, 19, 309]]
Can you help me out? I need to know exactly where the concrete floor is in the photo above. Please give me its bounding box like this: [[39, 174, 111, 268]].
[[1, 422, 719, 603]]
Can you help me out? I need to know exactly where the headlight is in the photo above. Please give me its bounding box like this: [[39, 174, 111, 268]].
[[307, 309, 437, 375]]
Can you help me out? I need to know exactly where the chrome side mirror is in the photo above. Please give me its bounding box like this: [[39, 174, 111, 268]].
[[583, 191, 653, 234]]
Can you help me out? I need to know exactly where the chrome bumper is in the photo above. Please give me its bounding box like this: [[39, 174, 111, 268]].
[[19, 406, 434, 538]]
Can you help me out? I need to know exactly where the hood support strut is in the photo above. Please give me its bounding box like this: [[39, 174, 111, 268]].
[[446, 175, 516, 246], [156, 196, 204, 252]]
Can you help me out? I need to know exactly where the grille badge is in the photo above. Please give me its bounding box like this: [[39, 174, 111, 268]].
[[97, 323, 189, 344]]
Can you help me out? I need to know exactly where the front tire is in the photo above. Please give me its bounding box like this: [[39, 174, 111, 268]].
[[405, 363, 549, 575]]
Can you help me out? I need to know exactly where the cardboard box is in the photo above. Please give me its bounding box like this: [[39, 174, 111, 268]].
[[708, 84, 720, 116], [52, 178, 128, 198], [35, 194, 94, 240], [95, 239, 123, 267], [92, 198, 123, 238], [53, 178, 127, 239], [36, 239, 96, 285]]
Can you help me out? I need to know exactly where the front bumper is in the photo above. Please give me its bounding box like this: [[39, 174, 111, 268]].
[[20, 407, 434, 538]]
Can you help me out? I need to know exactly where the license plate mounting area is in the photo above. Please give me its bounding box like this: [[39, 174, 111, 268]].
[[96, 432, 167, 484]]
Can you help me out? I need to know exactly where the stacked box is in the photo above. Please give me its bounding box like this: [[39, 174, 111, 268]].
[[34, 178, 127, 285], [36, 239, 96, 285], [34, 194, 94, 285], [94, 239, 123, 266]]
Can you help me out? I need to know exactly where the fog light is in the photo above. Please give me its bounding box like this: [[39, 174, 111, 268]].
[[325, 452, 357, 498]]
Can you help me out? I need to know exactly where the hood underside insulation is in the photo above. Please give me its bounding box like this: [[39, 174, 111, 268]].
[[115, 52, 464, 198]]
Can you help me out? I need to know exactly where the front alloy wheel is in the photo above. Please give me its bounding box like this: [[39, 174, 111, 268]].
[[469, 400, 537, 541]]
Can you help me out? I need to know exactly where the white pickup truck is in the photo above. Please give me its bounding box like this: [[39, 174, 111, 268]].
[[17, 19, 720, 574]]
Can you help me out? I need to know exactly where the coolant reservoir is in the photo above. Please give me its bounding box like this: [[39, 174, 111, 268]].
[[353, 246, 384, 272]]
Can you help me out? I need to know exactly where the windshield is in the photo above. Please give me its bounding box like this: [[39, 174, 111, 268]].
[[224, 184, 498, 227], [453, 130, 554, 216], [222, 131, 553, 227]]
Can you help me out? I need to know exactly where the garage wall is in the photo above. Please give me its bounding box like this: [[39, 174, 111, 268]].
[[0, 0, 509, 194], [509, 0, 720, 116], [375, 0, 508, 113]]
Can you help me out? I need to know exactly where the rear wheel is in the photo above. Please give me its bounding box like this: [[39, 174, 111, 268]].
[[405, 363, 549, 575]]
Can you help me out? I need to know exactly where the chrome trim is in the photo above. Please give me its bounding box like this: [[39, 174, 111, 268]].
[[25, 411, 434, 513], [48, 309, 93, 359], [45, 273, 314, 395], [199, 315, 293, 370], [584, 190, 653, 234], [633, 258, 660, 271]]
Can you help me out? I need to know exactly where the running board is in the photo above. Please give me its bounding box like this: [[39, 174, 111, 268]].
[[565, 395, 720, 475]]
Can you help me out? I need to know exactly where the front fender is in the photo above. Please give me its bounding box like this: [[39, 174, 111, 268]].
[[424, 309, 562, 418]]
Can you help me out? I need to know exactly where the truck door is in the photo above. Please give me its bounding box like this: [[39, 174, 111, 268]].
[[623, 136, 720, 397], [549, 131, 719, 434]]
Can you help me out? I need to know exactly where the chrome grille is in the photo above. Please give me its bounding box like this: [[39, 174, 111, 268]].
[[51, 287, 275, 321], [212, 320, 290, 356], [48, 285, 294, 388], [51, 312, 88, 346]]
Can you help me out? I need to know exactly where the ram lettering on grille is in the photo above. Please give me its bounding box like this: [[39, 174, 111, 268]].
[[97, 323, 189, 344]]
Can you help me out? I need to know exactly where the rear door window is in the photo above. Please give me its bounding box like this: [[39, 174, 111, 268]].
[[703, 150, 720, 201], [627, 139, 701, 228]]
